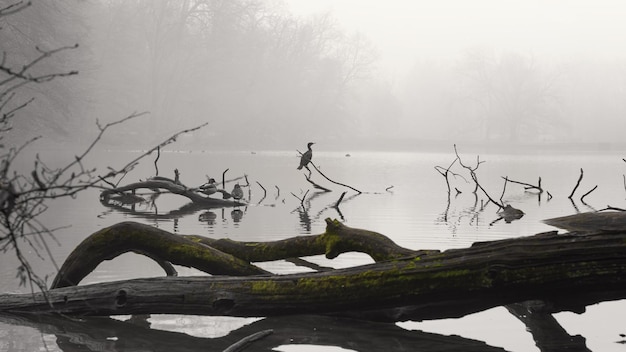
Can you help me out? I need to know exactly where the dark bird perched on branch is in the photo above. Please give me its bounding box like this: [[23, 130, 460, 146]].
[[199, 178, 217, 196], [231, 183, 244, 202], [297, 142, 315, 170]]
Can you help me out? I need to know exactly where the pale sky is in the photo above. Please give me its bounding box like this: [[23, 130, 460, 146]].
[[285, 0, 626, 73]]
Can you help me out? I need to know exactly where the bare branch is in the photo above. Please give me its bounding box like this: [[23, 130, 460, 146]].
[[0, 1, 31, 18], [309, 161, 361, 194], [569, 168, 584, 199]]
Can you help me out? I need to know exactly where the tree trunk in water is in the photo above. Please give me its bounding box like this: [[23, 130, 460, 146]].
[[2, 217, 626, 321]]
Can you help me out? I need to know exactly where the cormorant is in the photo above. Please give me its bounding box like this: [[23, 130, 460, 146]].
[[199, 178, 217, 196], [231, 183, 244, 202], [297, 142, 315, 170]]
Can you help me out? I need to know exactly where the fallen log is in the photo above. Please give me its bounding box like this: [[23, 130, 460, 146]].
[[3, 217, 626, 321], [100, 179, 244, 207], [51, 219, 423, 288]]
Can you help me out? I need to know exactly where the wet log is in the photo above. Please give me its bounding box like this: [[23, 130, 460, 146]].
[[50, 222, 269, 288], [542, 210, 626, 233], [3, 224, 626, 321], [187, 218, 421, 262], [50, 219, 423, 288]]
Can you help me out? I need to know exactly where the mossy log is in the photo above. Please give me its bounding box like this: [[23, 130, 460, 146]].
[[50, 219, 424, 288], [3, 214, 626, 321], [50, 222, 270, 288], [100, 179, 244, 207]]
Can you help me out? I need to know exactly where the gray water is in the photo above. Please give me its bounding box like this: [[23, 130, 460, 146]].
[[1, 148, 626, 351]]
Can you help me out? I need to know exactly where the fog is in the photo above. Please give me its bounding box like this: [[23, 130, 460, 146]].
[[5, 0, 626, 151]]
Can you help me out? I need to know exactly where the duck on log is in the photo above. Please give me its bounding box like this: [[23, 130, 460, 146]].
[[100, 178, 245, 207]]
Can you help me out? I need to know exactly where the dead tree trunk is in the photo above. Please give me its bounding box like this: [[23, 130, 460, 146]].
[[3, 213, 626, 321]]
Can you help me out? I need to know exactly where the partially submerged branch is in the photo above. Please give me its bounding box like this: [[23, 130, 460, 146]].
[[569, 168, 584, 199], [3, 220, 626, 322], [309, 161, 361, 194], [51, 221, 269, 288], [454, 145, 503, 208]]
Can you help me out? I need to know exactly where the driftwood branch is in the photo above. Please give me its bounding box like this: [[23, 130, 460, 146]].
[[309, 161, 361, 194], [304, 173, 331, 192], [454, 145, 503, 208], [569, 168, 584, 199], [502, 176, 544, 193], [580, 185, 598, 203], [434, 156, 462, 195]]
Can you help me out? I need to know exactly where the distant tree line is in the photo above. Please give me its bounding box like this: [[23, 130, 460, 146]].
[[4, 1, 626, 150]]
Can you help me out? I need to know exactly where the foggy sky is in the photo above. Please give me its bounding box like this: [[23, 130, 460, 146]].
[[283, 0, 626, 150], [5, 0, 626, 151], [286, 0, 626, 74]]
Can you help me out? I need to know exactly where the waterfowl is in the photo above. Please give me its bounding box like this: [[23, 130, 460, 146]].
[[199, 178, 217, 196], [231, 183, 244, 202], [297, 142, 314, 170]]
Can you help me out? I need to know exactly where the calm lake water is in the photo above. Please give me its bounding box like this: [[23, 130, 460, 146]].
[[1, 147, 626, 351]]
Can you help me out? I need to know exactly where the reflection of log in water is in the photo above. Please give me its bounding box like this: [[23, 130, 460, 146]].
[[506, 301, 591, 352], [0, 313, 507, 352]]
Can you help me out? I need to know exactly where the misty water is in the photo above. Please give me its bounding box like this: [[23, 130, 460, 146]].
[[1, 147, 626, 351]]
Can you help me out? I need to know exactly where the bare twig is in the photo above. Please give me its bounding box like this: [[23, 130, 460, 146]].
[[500, 176, 508, 203], [290, 190, 309, 209], [255, 181, 266, 197], [154, 146, 160, 176], [580, 185, 598, 203], [0, 1, 31, 17], [434, 156, 462, 195], [304, 173, 331, 192], [222, 168, 229, 188], [503, 177, 544, 193], [569, 168, 584, 199], [454, 145, 502, 208], [334, 191, 347, 208], [598, 205, 626, 212], [309, 161, 361, 194]]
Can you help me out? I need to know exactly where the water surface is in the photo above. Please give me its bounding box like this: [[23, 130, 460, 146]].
[[1, 148, 625, 351]]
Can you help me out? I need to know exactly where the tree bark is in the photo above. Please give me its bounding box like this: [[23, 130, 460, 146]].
[[50, 219, 425, 288], [50, 222, 270, 288], [3, 223, 626, 321]]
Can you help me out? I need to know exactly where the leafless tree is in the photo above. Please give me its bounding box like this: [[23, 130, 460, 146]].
[[0, 1, 206, 293]]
